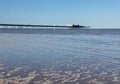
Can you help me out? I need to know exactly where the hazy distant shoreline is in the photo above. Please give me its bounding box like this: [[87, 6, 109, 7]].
[[0, 28, 120, 34]]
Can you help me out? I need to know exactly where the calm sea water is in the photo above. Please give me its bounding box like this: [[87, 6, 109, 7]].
[[0, 29, 120, 84]]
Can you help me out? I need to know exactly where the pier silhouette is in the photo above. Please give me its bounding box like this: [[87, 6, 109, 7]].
[[0, 23, 86, 28]]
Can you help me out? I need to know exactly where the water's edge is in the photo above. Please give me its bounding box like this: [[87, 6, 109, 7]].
[[0, 28, 120, 34]]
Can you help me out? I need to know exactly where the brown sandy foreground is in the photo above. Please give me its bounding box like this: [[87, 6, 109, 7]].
[[0, 63, 120, 84], [0, 72, 94, 84], [1, 69, 120, 84]]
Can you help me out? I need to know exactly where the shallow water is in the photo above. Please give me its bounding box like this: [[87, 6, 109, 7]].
[[0, 30, 120, 84]]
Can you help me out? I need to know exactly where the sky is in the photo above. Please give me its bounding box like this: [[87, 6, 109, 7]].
[[0, 0, 120, 28]]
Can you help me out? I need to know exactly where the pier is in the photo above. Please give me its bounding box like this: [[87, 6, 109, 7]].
[[0, 23, 86, 29]]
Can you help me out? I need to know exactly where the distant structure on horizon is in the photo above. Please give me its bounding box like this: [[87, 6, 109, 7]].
[[0, 23, 89, 29], [67, 24, 89, 28]]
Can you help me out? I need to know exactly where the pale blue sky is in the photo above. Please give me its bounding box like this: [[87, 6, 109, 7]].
[[0, 0, 120, 28]]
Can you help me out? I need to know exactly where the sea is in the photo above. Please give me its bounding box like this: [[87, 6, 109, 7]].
[[0, 28, 120, 84]]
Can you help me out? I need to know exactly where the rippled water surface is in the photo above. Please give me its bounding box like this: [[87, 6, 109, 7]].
[[0, 31, 120, 84]]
